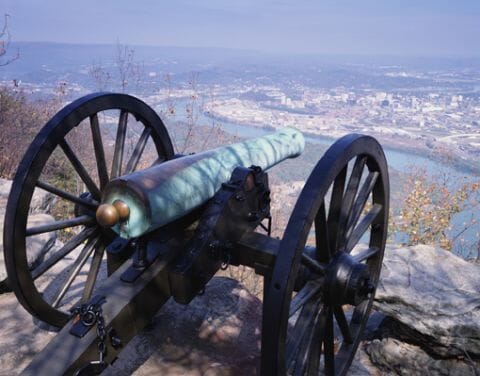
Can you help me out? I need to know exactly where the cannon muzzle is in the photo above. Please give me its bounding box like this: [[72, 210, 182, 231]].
[[99, 127, 304, 238]]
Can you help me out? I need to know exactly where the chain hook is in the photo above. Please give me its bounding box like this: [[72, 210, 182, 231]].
[[220, 252, 230, 270]]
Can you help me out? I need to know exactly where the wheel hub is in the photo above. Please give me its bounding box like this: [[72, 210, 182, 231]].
[[325, 251, 375, 306]]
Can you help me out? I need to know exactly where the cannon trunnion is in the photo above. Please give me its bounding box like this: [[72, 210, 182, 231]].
[[3, 93, 389, 375]]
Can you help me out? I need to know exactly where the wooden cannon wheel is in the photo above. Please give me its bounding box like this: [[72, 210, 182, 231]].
[[3, 93, 174, 328], [261, 134, 389, 375]]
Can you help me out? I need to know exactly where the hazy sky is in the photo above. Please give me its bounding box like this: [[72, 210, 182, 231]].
[[2, 0, 480, 56]]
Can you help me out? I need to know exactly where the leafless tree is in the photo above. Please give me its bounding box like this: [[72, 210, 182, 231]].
[[182, 72, 200, 152], [89, 42, 143, 93], [115, 42, 143, 92], [88, 62, 112, 91], [0, 14, 19, 67]]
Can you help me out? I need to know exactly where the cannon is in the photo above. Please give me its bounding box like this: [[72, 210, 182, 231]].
[[3, 92, 389, 375]]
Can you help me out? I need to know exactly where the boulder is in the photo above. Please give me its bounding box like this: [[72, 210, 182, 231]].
[[368, 244, 480, 373], [366, 338, 478, 376], [0, 178, 57, 288], [373, 245, 480, 357], [0, 178, 55, 215], [0, 214, 57, 287], [0, 179, 10, 217]]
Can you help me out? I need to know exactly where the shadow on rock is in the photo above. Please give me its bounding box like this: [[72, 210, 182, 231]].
[[104, 276, 262, 376]]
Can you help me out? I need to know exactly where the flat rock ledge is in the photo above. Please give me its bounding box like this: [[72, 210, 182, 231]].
[[0, 277, 377, 375], [368, 244, 480, 374], [105, 277, 262, 375], [2, 254, 476, 375], [93, 277, 383, 375]]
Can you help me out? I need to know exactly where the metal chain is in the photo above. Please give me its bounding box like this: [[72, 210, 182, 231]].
[[70, 298, 107, 370], [95, 306, 106, 364]]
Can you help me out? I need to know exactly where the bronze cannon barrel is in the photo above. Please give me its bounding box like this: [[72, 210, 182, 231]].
[[99, 127, 305, 238]]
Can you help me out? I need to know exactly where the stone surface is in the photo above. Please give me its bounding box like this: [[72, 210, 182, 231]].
[[0, 179, 10, 217], [0, 289, 58, 373], [349, 311, 390, 376], [364, 315, 480, 375], [366, 338, 479, 376], [0, 274, 383, 375], [0, 178, 57, 287], [0, 178, 55, 215], [373, 244, 480, 358], [0, 277, 264, 375], [105, 277, 262, 375], [105, 278, 387, 376], [0, 214, 57, 286]]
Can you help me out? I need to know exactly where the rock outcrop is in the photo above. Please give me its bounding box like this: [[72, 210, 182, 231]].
[[0, 178, 55, 214], [0, 245, 478, 375], [0, 178, 57, 288], [367, 337, 477, 376], [368, 244, 480, 374]]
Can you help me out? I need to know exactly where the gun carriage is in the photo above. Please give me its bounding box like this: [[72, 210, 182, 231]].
[[3, 92, 389, 375]]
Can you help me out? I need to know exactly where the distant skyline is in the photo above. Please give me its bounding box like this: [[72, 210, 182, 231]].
[[2, 0, 480, 57]]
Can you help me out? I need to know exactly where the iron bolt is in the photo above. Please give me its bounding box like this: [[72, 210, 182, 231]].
[[235, 194, 245, 202], [109, 329, 123, 349]]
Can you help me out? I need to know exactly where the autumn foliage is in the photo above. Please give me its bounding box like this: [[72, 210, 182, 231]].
[[392, 168, 479, 252]]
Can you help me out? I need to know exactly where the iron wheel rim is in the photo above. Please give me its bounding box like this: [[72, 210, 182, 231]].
[[262, 133, 389, 375], [4, 92, 174, 327]]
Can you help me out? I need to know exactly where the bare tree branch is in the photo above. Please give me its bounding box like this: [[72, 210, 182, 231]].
[[115, 41, 143, 92], [0, 14, 19, 67]]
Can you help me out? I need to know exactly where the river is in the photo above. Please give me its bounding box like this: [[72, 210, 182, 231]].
[[157, 100, 479, 259]]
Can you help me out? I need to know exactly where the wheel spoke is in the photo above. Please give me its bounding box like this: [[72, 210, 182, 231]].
[[32, 227, 98, 280], [301, 253, 326, 275], [36, 180, 98, 209], [315, 201, 331, 262], [59, 140, 102, 199], [353, 246, 380, 263], [52, 235, 99, 308], [327, 167, 347, 252], [81, 241, 106, 303], [333, 305, 353, 344], [345, 171, 379, 248], [26, 215, 95, 236], [324, 307, 335, 375], [337, 157, 366, 250], [346, 203, 382, 253], [287, 299, 322, 370], [289, 280, 322, 317], [111, 110, 128, 179], [292, 318, 316, 376], [125, 127, 151, 174], [306, 307, 328, 375], [90, 113, 109, 190]]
